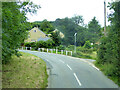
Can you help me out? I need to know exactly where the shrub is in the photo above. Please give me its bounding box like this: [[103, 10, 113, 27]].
[[57, 45, 65, 50], [24, 42, 31, 47], [46, 39, 54, 48], [77, 47, 93, 53], [66, 45, 74, 51], [83, 41, 91, 49], [72, 51, 92, 59]]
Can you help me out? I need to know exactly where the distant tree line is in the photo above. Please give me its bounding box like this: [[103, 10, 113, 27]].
[[30, 15, 102, 47], [52, 16, 102, 46]]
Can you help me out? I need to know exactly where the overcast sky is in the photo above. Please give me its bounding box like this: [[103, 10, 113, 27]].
[[26, 0, 112, 27]]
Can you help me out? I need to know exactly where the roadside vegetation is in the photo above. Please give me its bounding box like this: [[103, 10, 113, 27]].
[[95, 2, 120, 86], [2, 52, 48, 88], [2, 0, 119, 87]]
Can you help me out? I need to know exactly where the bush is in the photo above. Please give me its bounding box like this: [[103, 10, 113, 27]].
[[66, 45, 74, 51], [83, 41, 91, 49], [46, 39, 54, 48], [24, 42, 31, 47], [93, 44, 99, 50], [77, 47, 93, 53], [103, 64, 117, 77], [57, 45, 65, 50], [72, 51, 92, 59]]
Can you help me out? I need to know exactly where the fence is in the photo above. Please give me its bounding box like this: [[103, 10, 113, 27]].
[[19, 47, 72, 56]]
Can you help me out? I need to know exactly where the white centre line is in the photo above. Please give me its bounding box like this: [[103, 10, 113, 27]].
[[59, 60, 65, 64], [73, 73, 82, 86], [67, 64, 72, 70]]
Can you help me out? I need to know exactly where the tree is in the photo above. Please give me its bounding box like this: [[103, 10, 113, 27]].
[[40, 19, 55, 34], [50, 32, 61, 47], [53, 17, 90, 46], [83, 41, 91, 49], [2, 2, 40, 64], [71, 15, 84, 26], [97, 1, 120, 85], [88, 17, 101, 43]]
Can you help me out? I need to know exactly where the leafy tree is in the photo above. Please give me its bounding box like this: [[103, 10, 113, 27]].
[[2, 2, 40, 64], [50, 32, 61, 47], [97, 1, 120, 85], [71, 15, 84, 26], [53, 17, 78, 46], [88, 17, 101, 43], [40, 19, 55, 34], [83, 41, 91, 49]]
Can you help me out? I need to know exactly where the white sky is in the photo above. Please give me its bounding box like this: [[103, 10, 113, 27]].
[[26, 0, 112, 27]]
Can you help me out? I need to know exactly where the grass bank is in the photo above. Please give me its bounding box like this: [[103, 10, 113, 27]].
[[95, 62, 119, 87], [2, 52, 48, 88]]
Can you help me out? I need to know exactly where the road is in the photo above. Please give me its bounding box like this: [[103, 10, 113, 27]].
[[20, 50, 118, 88]]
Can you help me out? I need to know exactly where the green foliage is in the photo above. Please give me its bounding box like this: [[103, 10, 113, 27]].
[[53, 17, 78, 46], [77, 46, 93, 53], [87, 17, 101, 43], [72, 51, 92, 59], [53, 17, 101, 46], [57, 45, 65, 50], [97, 1, 120, 86], [71, 15, 84, 26], [24, 42, 31, 47], [36, 40, 54, 49], [40, 19, 55, 34], [66, 45, 74, 51], [2, 2, 40, 64], [50, 32, 61, 46], [83, 41, 91, 49]]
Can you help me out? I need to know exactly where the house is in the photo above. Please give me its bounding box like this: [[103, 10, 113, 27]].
[[53, 29, 64, 38], [25, 27, 50, 42]]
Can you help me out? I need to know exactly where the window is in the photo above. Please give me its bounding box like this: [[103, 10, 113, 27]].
[[34, 30, 36, 32]]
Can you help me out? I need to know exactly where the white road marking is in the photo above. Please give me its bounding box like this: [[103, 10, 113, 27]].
[[92, 65, 100, 71], [67, 64, 72, 70], [73, 73, 82, 86], [59, 60, 65, 64]]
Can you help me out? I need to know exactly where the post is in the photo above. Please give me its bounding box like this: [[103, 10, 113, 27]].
[[38, 48, 40, 51], [26, 47, 27, 50], [51, 49, 53, 53], [42, 48, 44, 52], [61, 50, 63, 54], [74, 33, 77, 53], [30, 47, 31, 50], [56, 49, 58, 54], [71, 51, 72, 56], [66, 51, 67, 56], [22, 47, 23, 50], [47, 48, 48, 53], [104, 0, 106, 36]]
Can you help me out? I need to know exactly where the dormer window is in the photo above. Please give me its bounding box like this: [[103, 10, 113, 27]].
[[34, 30, 36, 32]]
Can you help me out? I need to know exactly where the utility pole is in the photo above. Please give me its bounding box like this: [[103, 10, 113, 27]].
[[74, 33, 77, 53], [104, 0, 107, 36]]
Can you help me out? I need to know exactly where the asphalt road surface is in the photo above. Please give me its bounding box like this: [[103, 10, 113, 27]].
[[20, 50, 118, 88]]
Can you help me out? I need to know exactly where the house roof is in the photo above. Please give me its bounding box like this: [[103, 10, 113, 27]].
[[37, 37, 50, 41], [30, 27, 46, 35]]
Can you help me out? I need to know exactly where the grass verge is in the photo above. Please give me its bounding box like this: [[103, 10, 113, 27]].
[[2, 52, 48, 88], [95, 62, 119, 87], [72, 51, 97, 60]]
